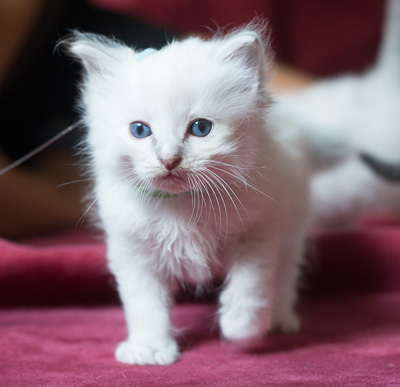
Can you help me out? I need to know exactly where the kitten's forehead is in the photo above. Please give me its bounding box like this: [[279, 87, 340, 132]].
[[127, 38, 233, 119], [136, 38, 223, 91], [152, 37, 220, 69]]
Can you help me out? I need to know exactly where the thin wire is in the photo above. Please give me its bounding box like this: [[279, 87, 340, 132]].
[[0, 120, 83, 177]]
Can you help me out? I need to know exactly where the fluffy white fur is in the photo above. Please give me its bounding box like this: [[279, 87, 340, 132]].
[[271, 0, 400, 233], [67, 27, 310, 364]]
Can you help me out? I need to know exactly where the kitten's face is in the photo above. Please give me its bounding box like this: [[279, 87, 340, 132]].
[[72, 32, 269, 195]]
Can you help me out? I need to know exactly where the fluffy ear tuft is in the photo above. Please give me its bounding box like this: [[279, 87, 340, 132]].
[[216, 27, 269, 81], [58, 31, 127, 76]]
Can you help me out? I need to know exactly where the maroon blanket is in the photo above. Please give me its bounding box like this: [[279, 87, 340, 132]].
[[1, 228, 400, 386], [89, 0, 384, 76]]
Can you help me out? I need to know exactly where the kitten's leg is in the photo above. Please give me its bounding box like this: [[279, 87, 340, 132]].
[[108, 245, 179, 365], [219, 242, 276, 344], [271, 229, 306, 334], [270, 254, 301, 334]]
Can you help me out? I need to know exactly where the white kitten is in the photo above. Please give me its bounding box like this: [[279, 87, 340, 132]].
[[272, 0, 400, 233], [66, 27, 310, 365]]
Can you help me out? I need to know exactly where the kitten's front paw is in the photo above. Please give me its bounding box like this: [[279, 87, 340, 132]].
[[219, 303, 271, 345], [115, 339, 179, 365]]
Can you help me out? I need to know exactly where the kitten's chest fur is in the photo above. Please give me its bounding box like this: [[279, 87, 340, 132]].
[[145, 207, 222, 283], [99, 176, 268, 283], [130, 194, 260, 283]]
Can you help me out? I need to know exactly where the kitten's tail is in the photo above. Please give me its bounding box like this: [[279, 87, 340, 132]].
[[298, 129, 400, 181], [360, 153, 400, 182], [376, 0, 400, 77], [300, 128, 400, 182]]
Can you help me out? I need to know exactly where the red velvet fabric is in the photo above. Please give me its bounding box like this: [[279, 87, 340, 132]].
[[88, 0, 384, 76], [1, 228, 400, 385]]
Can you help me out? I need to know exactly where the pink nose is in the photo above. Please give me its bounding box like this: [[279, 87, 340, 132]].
[[160, 157, 182, 171]]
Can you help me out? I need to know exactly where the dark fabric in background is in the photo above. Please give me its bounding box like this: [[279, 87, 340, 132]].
[[0, 0, 173, 161], [89, 0, 384, 75], [0, 0, 385, 161]]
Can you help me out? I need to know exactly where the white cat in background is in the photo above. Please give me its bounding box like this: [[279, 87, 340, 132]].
[[66, 27, 310, 365], [272, 0, 400, 233]]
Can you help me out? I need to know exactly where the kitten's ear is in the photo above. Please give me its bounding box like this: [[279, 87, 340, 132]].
[[60, 31, 126, 76], [217, 29, 267, 80]]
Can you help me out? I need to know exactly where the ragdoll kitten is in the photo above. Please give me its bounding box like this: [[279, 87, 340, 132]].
[[271, 0, 400, 233], [66, 27, 310, 365]]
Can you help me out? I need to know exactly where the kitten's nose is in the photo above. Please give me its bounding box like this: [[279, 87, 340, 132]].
[[160, 156, 182, 171]]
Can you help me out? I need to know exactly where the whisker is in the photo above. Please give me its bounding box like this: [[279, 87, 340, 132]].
[[196, 174, 216, 231], [76, 197, 98, 230], [200, 171, 228, 243], [187, 175, 202, 228], [207, 159, 250, 171], [194, 177, 207, 227], [207, 169, 249, 237], [198, 171, 222, 234], [208, 165, 278, 205], [193, 173, 214, 231], [206, 159, 265, 186], [139, 177, 155, 205], [187, 176, 197, 228], [56, 178, 92, 188], [197, 185, 207, 227]]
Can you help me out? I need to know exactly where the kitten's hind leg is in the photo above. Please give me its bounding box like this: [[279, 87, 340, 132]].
[[108, 243, 179, 365]]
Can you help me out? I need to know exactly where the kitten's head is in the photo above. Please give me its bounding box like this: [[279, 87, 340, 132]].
[[66, 26, 272, 196]]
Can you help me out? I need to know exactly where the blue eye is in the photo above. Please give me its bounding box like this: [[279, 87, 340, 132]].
[[189, 119, 212, 137], [130, 122, 152, 138]]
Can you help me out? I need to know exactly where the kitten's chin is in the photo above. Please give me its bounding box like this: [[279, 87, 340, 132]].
[[153, 172, 190, 194]]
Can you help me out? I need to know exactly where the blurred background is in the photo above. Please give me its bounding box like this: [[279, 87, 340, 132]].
[[0, 0, 385, 239]]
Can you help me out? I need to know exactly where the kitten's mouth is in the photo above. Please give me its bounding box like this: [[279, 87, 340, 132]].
[[153, 171, 190, 194], [163, 171, 183, 181]]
